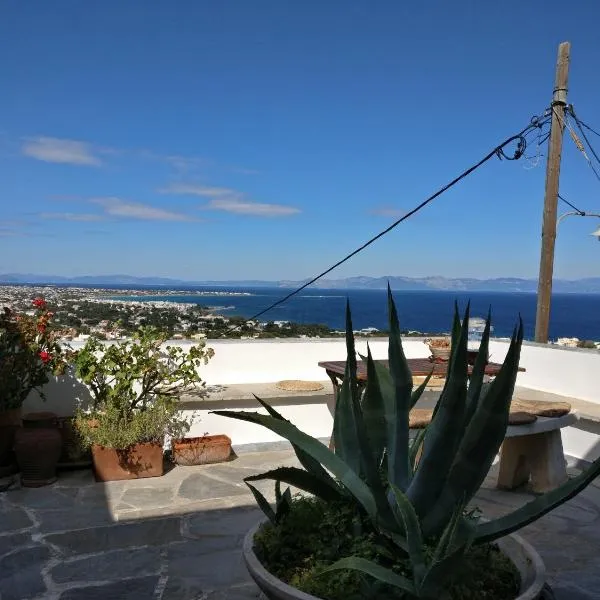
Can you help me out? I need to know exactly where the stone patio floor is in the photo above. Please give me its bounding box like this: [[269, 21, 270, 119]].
[[1, 449, 600, 599]]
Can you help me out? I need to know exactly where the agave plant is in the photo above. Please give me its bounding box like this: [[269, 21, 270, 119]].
[[214, 288, 600, 598]]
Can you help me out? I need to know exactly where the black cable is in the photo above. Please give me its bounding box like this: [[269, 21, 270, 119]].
[[571, 112, 600, 139], [558, 193, 585, 215], [570, 108, 600, 170], [240, 114, 546, 326]]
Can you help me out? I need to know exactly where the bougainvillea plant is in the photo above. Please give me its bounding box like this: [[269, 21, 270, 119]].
[[0, 297, 70, 411]]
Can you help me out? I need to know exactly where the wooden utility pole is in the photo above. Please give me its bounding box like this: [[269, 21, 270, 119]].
[[534, 42, 570, 343]]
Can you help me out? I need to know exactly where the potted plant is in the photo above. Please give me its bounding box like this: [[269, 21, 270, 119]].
[[214, 290, 600, 600], [73, 326, 214, 481], [424, 336, 451, 361], [0, 299, 69, 479], [172, 433, 232, 466]]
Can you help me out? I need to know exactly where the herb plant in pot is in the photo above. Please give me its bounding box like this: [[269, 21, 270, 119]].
[[0, 299, 69, 481], [73, 327, 214, 482], [214, 290, 600, 600]]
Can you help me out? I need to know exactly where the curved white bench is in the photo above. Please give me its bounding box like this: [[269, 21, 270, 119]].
[[498, 411, 579, 493]]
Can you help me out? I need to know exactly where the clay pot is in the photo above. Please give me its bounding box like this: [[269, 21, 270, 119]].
[[92, 442, 164, 481], [172, 435, 232, 466], [0, 407, 22, 477], [14, 412, 62, 487]]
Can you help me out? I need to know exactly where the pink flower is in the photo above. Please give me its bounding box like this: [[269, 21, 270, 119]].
[[32, 298, 46, 309]]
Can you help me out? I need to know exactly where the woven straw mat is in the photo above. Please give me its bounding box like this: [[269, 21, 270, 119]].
[[275, 380, 325, 392]]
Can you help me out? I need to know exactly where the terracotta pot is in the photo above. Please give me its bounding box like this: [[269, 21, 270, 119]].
[[172, 435, 232, 466], [92, 442, 164, 481], [14, 412, 62, 487], [0, 407, 22, 477], [57, 416, 92, 469]]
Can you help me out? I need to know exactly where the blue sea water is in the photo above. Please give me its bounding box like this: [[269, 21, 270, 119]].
[[108, 286, 600, 341]]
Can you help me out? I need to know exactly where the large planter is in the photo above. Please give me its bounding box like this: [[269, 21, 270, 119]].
[[92, 442, 164, 482], [14, 412, 62, 487], [172, 434, 232, 466], [242, 522, 546, 600], [0, 407, 22, 477]]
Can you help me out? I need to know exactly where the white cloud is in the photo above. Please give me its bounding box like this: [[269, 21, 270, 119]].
[[40, 212, 105, 222], [370, 206, 407, 218], [159, 183, 236, 197], [206, 198, 300, 216], [162, 182, 300, 217], [22, 137, 102, 166], [90, 197, 196, 222]]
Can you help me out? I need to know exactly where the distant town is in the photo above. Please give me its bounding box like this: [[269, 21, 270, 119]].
[[0, 284, 394, 341]]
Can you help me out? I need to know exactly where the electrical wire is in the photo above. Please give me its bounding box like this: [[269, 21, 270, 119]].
[[237, 112, 549, 326], [558, 193, 585, 215], [571, 113, 600, 139], [570, 108, 600, 171]]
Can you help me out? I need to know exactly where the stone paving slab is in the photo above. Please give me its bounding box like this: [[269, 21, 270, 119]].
[[1, 449, 600, 598]]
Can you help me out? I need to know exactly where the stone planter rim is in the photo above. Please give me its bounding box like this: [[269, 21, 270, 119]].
[[242, 521, 546, 600]]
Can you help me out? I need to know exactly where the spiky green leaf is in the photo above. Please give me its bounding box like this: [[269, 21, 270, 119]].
[[411, 370, 433, 409], [407, 303, 470, 518], [385, 285, 413, 491], [389, 484, 427, 585], [244, 467, 343, 502], [213, 409, 380, 521], [464, 309, 492, 426], [475, 453, 600, 544], [320, 557, 417, 595], [422, 321, 523, 536], [245, 482, 276, 524], [252, 394, 337, 490], [409, 427, 427, 473], [361, 345, 388, 465]]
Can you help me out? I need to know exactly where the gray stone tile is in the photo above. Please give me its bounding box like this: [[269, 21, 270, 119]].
[[0, 506, 33, 532], [37, 508, 116, 533], [0, 545, 50, 600], [166, 547, 250, 589], [121, 486, 174, 509], [54, 469, 96, 487], [204, 584, 263, 599], [178, 473, 247, 501], [51, 546, 162, 583], [58, 576, 159, 599], [45, 517, 182, 556], [0, 532, 31, 558], [162, 575, 205, 600], [184, 506, 261, 545], [6, 487, 78, 510]]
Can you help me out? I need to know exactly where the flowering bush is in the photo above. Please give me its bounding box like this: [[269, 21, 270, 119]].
[[0, 298, 70, 411]]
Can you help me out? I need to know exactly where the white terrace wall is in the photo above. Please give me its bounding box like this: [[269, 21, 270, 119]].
[[23, 337, 598, 455]]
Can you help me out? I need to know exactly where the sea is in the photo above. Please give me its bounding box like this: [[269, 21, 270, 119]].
[[104, 286, 600, 341]]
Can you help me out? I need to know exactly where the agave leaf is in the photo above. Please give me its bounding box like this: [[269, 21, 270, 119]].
[[212, 409, 379, 521], [332, 375, 363, 474], [464, 309, 492, 426], [385, 284, 413, 491], [411, 371, 433, 409], [389, 484, 427, 585], [275, 479, 282, 504], [245, 482, 276, 524], [422, 322, 523, 536], [320, 556, 417, 595], [409, 427, 427, 472], [276, 486, 293, 521], [361, 345, 388, 465], [252, 395, 337, 490], [407, 303, 470, 518], [244, 467, 343, 502], [475, 453, 600, 544]]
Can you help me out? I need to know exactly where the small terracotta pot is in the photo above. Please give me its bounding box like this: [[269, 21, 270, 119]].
[[0, 407, 22, 477], [92, 442, 164, 481], [172, 435, 232, 466], [14, 412, 62, 487]]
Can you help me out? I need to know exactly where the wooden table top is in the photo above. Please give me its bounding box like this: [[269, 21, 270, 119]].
[[318, 358, 522, 380]]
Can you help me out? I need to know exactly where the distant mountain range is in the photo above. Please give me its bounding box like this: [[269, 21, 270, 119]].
[[2, 273, 600, 293]]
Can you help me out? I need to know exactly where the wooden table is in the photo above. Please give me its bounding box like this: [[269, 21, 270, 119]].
[[317, 358, 571, 493]]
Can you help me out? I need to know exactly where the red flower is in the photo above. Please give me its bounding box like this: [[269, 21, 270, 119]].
[[32, 298, 46, 309], [37, 324, 47, 333], [39, 351, 51, 363]]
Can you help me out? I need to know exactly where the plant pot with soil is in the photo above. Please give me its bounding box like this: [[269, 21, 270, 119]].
[[424, 336, 451, 362], [72, 326, 214, 482], [0, 300, 69, 477], [172, 434, 232, 466], [214, 294, 600, 600]]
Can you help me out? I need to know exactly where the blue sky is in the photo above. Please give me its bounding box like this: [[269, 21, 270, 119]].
[[2, 1, 600, 281]]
